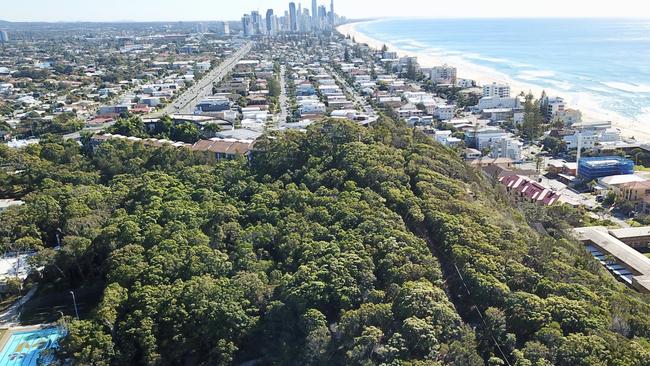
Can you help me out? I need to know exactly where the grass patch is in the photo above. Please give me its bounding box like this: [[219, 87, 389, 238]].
[[19, 281, 104, 325]]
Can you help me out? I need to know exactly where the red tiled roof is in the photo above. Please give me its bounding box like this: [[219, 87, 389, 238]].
[[499, 175, 560, 206]]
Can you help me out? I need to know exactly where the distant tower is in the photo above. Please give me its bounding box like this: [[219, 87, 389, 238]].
[[330, 0, 335, 27], [0, 31, 8, 43], [251, 11, 261, 35], [266, 9, 274, 35], [297, 3, 302, 31], [241, 14, 252, 37], [289, 2, 297, 32], [312, 0, 318, 29]]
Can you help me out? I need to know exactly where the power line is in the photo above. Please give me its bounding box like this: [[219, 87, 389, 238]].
[[453, 263, 513, 366]]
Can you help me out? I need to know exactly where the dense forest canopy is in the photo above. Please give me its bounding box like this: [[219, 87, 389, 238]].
[[1, 117, 649, 365]]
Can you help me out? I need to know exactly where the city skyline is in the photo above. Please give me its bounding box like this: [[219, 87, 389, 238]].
[[2, 0, 650, 22]]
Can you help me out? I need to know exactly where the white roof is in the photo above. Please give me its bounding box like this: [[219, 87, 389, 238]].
[[598, 174, 646, 186]]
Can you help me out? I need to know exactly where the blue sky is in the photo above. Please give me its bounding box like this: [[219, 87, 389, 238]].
[[3, 0, 649, 22]]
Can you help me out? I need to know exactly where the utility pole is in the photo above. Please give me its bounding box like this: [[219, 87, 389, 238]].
[[70, 290, 79, 320], [576, 130, 582, 177]]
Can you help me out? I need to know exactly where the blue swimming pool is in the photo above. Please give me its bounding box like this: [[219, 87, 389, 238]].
[[0, 327, 64, 366]]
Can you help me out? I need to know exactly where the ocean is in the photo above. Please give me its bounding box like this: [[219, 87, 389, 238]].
[[355, 18, 650, 124]]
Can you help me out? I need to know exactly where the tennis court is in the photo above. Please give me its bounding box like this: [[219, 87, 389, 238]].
[[0, 327, 64, 366]]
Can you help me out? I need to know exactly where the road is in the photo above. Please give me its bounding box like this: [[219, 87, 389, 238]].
[[63, 121, 115, 141], [328, 66, 376, 117], [278, 65, 289, 127], [0, 286, 38, 327], [151, 42, 253, 117]]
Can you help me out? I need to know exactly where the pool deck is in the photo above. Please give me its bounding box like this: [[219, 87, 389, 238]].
[[0, 326, 44, 352], [0, 324, 57, 365]]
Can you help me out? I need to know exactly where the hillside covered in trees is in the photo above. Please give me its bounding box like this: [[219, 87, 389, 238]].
[[1, 117, 650, 365]]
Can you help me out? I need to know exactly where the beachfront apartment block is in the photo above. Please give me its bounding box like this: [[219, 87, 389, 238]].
[[556, 108, 583, 126], [430, 65, 457, 84], [383, 51, 398, 60], [563, 128, 621, 150], [562, 121, 620, 149], [542, 96, 566, 121], [477, 96, 520, 111], [483, 82, 511, 98]]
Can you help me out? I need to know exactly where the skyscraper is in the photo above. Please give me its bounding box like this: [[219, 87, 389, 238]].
[[301, 9, 311, 32], [266, 9, 274, 34], [283, 11, 290, 32], [215, 22, 230, 36], [251, 11, 262, 35], [289, 2, 297, 32], [312, 0, 318, 29], [330, 0, 335, 27], [241, 14, 252, 37], [297, 3, 302, 31], [0, 31, 8, 43]]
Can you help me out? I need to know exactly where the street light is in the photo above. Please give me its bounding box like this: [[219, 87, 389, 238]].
[[70, 291, 79, 320]]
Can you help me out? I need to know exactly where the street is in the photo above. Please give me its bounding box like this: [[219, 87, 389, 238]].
[[327, 66, 376, 117], [278, 65, 289, 127], [150, 42, 253, 117]]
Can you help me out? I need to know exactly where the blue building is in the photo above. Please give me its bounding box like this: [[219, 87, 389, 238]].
[[578, 156, 634, 180]]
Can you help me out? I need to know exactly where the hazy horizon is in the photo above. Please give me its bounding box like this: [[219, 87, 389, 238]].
[[3, 16, 650, 24], [3, 0, 650, 23]]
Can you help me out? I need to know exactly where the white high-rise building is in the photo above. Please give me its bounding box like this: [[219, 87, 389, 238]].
[[543, 96, 565, 120], [483, 82, 511, 98], [430, 64, 457, 84], [0, 31, 8, 43]]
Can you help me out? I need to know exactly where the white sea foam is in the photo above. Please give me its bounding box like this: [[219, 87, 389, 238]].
[[464, 53, 513, 65], [516, 70, 557, 81], [547, 80, 573, 91], [585, 86, 613, 94], [602, 82, 650, 93]]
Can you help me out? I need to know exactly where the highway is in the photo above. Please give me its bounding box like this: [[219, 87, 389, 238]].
[[150, 42, 253, 117]]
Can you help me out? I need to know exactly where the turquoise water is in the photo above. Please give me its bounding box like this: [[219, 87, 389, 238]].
[[356, 18, 650, 121], [0, 328, 63, 366]]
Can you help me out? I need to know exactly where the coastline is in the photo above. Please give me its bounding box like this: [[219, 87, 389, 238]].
[[337, 21, 650, 142]]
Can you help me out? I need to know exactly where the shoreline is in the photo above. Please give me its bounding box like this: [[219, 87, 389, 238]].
[[337, 21, 650, 142]]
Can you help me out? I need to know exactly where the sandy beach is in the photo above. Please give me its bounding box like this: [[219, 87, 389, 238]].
[[337, 21, 650, 141]]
